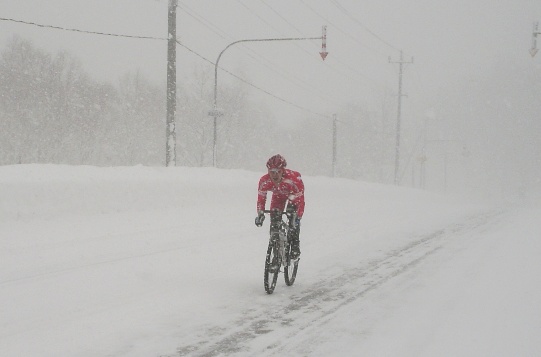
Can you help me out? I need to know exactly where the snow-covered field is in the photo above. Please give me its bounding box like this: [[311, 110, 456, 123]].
[[1, 164, 540, 356]]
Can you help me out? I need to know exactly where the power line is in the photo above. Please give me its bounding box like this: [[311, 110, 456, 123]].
[[258, 0, 303, 35], [233, 0, 352, 106], [0, 16, 330, 119], [251, 0, 329, 66], [175, 40, 329, 119], [0, 16, 166, 41], [328, 0, 400, 53], [176, 3, 230, 41], [181, 2, 338, 106], [296, 1, 397, 91], [176, 4, 339, 114], [236, 0, 282, 34], [178, 1, 392, 108], [299, 0, 385, 57], [236, 0, 387, 95], [179, 1, 361, 110]]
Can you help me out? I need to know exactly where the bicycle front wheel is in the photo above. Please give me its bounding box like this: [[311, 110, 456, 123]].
[[284, 243, 299, 286], [264, 241, 280, 294]]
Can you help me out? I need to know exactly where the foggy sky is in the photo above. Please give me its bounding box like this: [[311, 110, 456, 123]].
[[2, 1, 539, 112], [1, 0, 540, 197]]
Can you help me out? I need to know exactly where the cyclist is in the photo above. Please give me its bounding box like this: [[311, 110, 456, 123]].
[[255, 154, 305, 259]]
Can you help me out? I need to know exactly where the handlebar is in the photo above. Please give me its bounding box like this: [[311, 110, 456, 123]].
[[262, 209, 287, 215], [262, 209, 297, 217], [262, 208, 298, 222], [256, 208, 298, 228]]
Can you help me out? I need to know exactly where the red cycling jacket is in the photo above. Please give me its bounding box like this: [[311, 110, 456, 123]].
[[257, 168, 305, 218]]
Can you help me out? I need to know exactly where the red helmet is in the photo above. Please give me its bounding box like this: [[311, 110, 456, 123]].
[[266, 154, 287, 169]]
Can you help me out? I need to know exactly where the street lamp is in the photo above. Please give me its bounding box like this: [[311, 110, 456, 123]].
[[209, 28, 328, 168]]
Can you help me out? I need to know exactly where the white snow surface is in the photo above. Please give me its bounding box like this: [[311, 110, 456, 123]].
[[1, 164, 540, 357]]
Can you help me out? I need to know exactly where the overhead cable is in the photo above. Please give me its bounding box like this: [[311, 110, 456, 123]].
[[0, 16, 166, 41], [328, 0, 400, 52], [0, 16, 329, 119]]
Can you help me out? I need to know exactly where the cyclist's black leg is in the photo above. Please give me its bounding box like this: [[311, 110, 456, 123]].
[[267, 212, 282, 271], [269, 211, 281, 235], [289, 224, 301, 259]]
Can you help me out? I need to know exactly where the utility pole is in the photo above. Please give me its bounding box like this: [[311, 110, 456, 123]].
[[389, 50, 413, 185], [165, 0, 178, 167], [424, 139, 467, 193], [332, 113, 337, 177], [419, 116, 428, 189]]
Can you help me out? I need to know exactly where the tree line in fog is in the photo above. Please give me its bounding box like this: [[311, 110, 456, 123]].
[[0, 35, 397, 181]]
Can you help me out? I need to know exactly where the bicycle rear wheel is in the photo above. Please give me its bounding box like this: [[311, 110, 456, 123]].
[[264, 241, 280, 294], [284, 243, 299, 286]]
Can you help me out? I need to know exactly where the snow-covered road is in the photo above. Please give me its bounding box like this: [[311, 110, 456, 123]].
[[1, 165, 539, 356]]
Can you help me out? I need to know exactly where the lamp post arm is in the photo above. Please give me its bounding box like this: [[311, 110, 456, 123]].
[[209, 35, 321, 168], [213, 37, 321, 109]]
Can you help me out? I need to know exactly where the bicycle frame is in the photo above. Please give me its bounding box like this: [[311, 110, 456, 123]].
[[269, 210, 288, 259], [262, 208, 299, 294]]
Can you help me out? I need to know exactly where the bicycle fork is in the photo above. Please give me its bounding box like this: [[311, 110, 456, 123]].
[[278, 226, 288, 268]]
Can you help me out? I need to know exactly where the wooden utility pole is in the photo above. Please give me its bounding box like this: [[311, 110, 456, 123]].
[[166, 0, 178, 167], [389, 50, 413, 185]]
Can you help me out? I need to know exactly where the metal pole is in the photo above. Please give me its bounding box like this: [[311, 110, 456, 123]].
[[165, 0, 177, 167], [332, 114, 337, 177], [394, 51, 403, 185], [420, 117, 428, 189], [444, 152, 448, 193], [389, 50, 413, 185], [210, 36, 323, 168]]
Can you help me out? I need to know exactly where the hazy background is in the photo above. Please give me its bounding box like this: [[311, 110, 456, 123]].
[[0, 0, 540, 200]]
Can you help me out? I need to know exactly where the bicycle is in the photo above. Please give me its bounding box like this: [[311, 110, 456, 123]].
[[261, 209, 300, 294]]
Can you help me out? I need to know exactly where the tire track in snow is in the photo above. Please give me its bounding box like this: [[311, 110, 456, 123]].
[[169, 210, 502, 357]]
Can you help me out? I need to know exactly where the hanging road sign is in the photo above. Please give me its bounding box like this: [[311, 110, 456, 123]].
[[320, 25, 328, 60]]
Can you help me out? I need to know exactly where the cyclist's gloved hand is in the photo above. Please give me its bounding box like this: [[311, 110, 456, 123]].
[[255, 211, 265, 227], [286, 204, 296, 215]]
